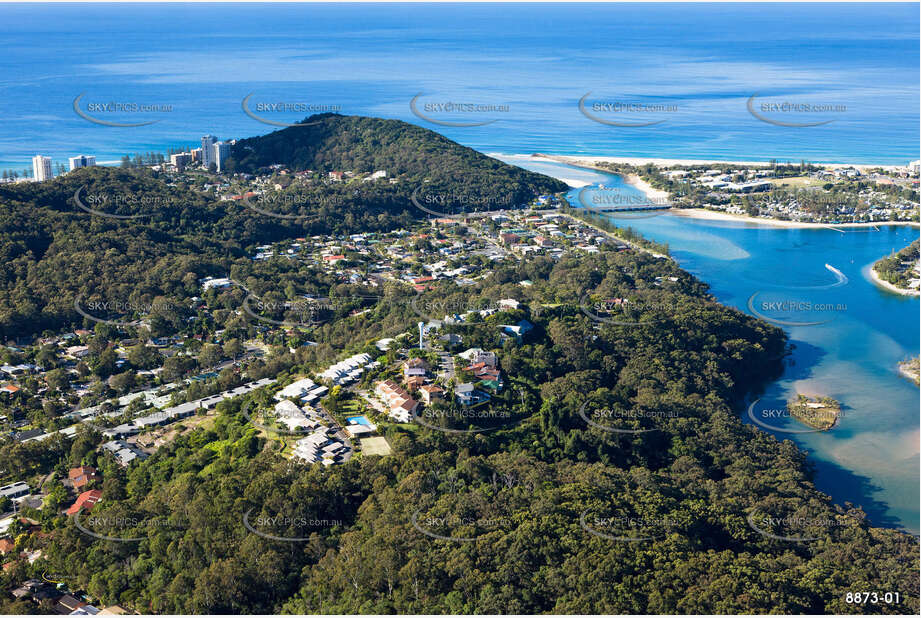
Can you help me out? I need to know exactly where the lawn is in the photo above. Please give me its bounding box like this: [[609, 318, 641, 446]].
[[769, 176, 826, 189], [359, 436, 392, 456]]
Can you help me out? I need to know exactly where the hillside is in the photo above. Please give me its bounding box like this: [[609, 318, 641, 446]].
[[0, 117, 566, 338], [228, 113, 568, 206], [20, 250, 919, 615]]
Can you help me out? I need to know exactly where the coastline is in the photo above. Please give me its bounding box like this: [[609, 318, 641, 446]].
[[865, 262, 921, 297], [898, 359, 920, 386], [531, 153, 919, 230], [671, 207, 920, 230], [624, 173, 669, 201], [534, 153, 911, 172]]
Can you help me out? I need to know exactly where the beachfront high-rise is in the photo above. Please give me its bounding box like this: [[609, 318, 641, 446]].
[[68, 155, 96, 171], [32, 155, 52, 181], [201, 135, 217, 169], [213, 141, 231, 172]]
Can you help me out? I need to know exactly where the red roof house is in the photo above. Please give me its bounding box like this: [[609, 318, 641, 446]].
[[65, 490, 102, 516], [68, 466, 99, 491]]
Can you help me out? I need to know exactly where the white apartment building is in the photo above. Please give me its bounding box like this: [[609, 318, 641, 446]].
[[213, 141, 231, 172], [32, 155, 52, 181], [201, 135, 217, 168], [68, 154, 96, 171]]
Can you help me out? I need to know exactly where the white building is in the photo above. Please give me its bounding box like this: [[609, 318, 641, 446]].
[[201, 135, 217, 168], [0, 481, 30, 503], [213, 141, 231, 172], [170, 152, 192, 170], [318, 352, 374, 385], [200, 276, 232, 291], [68, 155, 96, 171], [273, 399, 318, 431], [32, 155, 52, 181], [274, 377, 316, 401]]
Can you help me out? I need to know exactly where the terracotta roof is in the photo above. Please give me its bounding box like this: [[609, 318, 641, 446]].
[[65, 490, 102, 516]]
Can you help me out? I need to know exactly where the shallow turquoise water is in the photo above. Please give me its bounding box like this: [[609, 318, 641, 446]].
[[506, 156, 920, 534]]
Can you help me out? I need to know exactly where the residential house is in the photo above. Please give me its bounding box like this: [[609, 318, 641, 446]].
[[65, 489, 102, 516], [455, 382, 489, 406], [67, 466, 99, 491], [374, 380, 419, 422], [418, 384, 444, 405]]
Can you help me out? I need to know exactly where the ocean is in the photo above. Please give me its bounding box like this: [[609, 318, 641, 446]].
[[0, 2, 918, 171]]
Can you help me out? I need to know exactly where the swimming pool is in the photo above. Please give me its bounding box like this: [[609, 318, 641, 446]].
[[346, 415, 372, 426]]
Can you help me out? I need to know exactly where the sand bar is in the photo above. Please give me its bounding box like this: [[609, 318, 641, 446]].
[[671, 208, 919, 230], [865, 262, 921, 297]]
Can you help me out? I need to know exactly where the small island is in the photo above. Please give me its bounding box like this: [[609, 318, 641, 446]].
[[788, 394, 841, 431], [898, 357, 920, 386]]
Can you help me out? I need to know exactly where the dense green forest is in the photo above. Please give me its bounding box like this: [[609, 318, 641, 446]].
[[3, 250, 918, 614], [228, 113, 568, 204]]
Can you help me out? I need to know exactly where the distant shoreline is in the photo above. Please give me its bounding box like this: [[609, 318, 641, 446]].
[[532, 153, 914, 172], [672, 208, 920, 230], [529, 153, 920, 230]]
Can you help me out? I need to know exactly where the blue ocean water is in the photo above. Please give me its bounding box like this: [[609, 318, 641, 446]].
[[0, 2, 918, 172], [504, 155, 920, 534]]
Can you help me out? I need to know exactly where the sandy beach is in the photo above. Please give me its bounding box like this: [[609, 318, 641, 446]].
[[671, 208, 920, 230], [535, 153, 909, 173], [531, 152, 918, 230], [624, 174, 669, 200], [865, 262, 921, 297], [557, 177, 591, 188]]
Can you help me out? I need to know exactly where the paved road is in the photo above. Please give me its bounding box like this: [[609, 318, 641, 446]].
[[437, 351, 455, 382]]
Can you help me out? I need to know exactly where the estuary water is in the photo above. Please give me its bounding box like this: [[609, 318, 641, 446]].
[[503, 155, 920, 534]]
